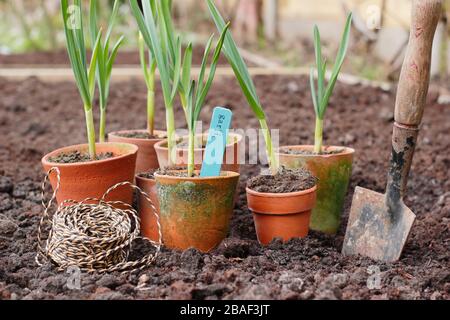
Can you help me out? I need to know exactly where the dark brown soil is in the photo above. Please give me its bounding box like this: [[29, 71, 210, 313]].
[[176, 141, 208, 149], [114, 131, 165, 140], [158, 139, 207, 149], [280, 147, 345, 156], [0, 75, 448, 300], [139, 167, 190, 179], [137, 172, 156, 180], [247, 168, 317, 193], [156, 171, 200, 178], [0, 48, 231, 67], [47, 151, 114, 164]]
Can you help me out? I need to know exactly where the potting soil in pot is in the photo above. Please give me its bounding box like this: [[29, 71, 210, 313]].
[[280, 147, 345, 156], [48, 151, 115, 164], [113, 131, 166, 140], [247, 168, 317, 193]]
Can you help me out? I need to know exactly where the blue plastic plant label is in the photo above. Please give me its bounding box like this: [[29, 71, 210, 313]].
[[200, 107, 233, 177]]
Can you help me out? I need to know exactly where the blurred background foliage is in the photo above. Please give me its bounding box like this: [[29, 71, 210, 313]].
[[0, 0, 130, 52], [0, 0, 448, 82]]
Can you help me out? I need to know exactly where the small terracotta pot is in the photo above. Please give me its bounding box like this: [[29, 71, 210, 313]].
[[135, 175, 160, 242], [108, 130, 165, 174], [154, 170, 240, 252], [154, 133, 243, 173], [246, 186, 317, 245], [42, 143, 138, 205], [278, 145, 354, 234]]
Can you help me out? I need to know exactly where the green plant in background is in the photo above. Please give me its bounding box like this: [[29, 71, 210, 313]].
[[61, 0, 102, 159], [89, 0, 124, 142], [178, 26, 229, 177], [206, 0, 279, 174], [130, 0, 180, 166], [139, 32, 157, 136], [310, 13, 352, 154], [40, 0, 58, 50], [1, 0, 58, 51]]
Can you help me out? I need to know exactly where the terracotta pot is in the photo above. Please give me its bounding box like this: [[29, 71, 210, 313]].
[[108, 130, 165, 174], [278, 145, 354, 234], [135, 174, 160, 242], [246, 186, 317, 245], [154, 170, 240, 252], [42, 143, 138, 205], [154, 133, 243, 173]]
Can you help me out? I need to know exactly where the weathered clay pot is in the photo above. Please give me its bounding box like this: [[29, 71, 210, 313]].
[[154, 133, 243, 173], [154, 170, 240, 252], [42, 143, 138, 205], [246, 186, 317, 245], [278, 145, 354, 234], [135, 175, 160, 242], [108, 130, 165, 174]]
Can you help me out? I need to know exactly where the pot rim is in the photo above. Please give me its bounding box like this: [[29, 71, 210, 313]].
[[246, 185, 317, 198], [42, 142, 138, 167], [277, 145, 355, 158], [154, 170, 240, 182], [154, 132, 243, 152], [108, 129, 167, 142]]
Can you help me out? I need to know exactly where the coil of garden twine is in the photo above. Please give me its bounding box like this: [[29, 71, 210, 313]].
[[35, 167, 162, 274]]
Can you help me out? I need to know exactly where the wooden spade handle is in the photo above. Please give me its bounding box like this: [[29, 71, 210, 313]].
[[386, 0, 441, 208], [394, 0, 442, 126]]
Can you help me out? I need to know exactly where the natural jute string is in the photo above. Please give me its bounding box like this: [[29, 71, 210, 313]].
[[36, 167, 162, 274]]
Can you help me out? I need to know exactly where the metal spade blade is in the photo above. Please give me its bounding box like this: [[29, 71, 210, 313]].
[[342, 0, 441, 262]]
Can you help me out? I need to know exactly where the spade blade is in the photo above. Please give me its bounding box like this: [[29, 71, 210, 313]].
[[342, 186, 416, 262]]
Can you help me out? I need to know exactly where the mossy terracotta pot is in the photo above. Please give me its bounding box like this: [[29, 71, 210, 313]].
[[108, 130, 165, 174], [246, 186, 317, 245], [154, 170, 240, 252], [42, 143, 138, 205], [135, 175, 160, 242], [154, 133, 243, 173], [278, 145, 354, 234]]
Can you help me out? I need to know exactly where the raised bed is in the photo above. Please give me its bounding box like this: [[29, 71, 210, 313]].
[[0, 48, 230, 68], [0, 74, 448, 300]]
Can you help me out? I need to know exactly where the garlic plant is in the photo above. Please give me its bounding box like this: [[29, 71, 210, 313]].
[[130, 0, 180, 165], [89, 0, 124, 143], [207, 0, 279, 173], [139, 32, 157, 136], [310, 13, 352, 153], [61, 0, 102, 159]]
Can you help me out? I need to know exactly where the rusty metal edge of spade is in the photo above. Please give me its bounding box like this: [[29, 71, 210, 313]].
[[342, 0, 442, 262]]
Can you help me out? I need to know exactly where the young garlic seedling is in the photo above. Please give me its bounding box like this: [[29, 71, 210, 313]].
[[310, 13, 352, 154], [139, 32, 157, 136], [153, 0, 229, 176], [133, 0, 228, 176], [130, 0, 180, 166], [206, 0, 279, 174], [89, 0, 124, 143], [61, 0, 102, 159], [177, 26, 229, 177]]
